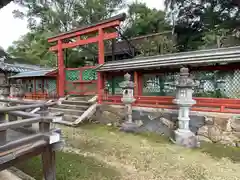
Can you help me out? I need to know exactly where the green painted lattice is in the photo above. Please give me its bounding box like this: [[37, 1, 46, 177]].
[[82, 69, 97, 81], [36, 79, 43, 91], [45, 79, 57, 93], [105, 75, 132, 95], [142, 73, 177, 96], [66, 70, 80, 81], [192, 70, 240, 98], [141, 69, 240, 98]]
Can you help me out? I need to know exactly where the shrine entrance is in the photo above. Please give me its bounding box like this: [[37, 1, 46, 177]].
[[65, 66, 97, 95], [47, 13, 126, 102]]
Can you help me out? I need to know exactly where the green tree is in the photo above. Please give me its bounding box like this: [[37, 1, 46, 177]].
[[165, 0, 240, 51], [122, 3, 176, 56], [124, 2, 171, 38], [7, 31, 57, 67], [9, 0, 125, 67]]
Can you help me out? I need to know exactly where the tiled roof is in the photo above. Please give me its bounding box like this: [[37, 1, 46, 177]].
[[97, 46, 240, 72], [9, 69, 56, 79], [0, 62, 36, 73]]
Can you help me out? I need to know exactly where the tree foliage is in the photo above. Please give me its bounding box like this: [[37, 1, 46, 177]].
[[8, 0, 240, 67], [165, 0, 240, 51], [7, 31, 56, 67], [8, 0, 125, 67], [124, 2, 171, 38]]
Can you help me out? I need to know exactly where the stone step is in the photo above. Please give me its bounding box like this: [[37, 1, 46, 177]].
[[69, 96, 87, 101], [49, 107, 84, 116], [54, 120, 74, 126], [63, 115, 79, 122], [58, 104, 89, 110], [62, 100, 90, 106]]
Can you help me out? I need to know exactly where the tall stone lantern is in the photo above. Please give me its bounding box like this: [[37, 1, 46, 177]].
[[173, 67, 198, 148], [119, 73, 136, 123]]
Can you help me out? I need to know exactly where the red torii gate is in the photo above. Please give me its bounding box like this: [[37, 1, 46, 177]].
[[47, 13, 126, 103]]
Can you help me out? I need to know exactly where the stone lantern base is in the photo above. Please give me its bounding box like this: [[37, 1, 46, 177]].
[[174, 129, 199, 148]]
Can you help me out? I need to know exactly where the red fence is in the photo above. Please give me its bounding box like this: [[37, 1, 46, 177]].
[[103, 95, 240, 114]]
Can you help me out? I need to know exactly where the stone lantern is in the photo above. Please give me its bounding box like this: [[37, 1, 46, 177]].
[[119, 73, 136, 123], [0, 84, 10, 99], [173, 67, 198, 148]]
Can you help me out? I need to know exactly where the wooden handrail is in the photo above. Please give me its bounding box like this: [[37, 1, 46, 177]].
[[0, 134, 45, 153], [0, 117, 43, 131]]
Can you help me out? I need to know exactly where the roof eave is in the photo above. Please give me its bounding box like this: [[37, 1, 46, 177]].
[[98, 46, 240, 72]]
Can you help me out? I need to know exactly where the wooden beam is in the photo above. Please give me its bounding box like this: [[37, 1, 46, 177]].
[[0, 117, 42, 131], [49, 32, 118, 51], [0, 141, 45, 171], [48, 20, 121, 43], [42, 146, 56, 180], [0, 134, 44, 153]]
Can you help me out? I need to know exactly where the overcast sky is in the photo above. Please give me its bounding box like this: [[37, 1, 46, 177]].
[[0, 0, 165, 50]]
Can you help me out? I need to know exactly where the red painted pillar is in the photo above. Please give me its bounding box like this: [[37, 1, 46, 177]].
[[97, 28, 105, 104], [34, 78, 36, 100], [134, 71, 138, 99], [138, 72, 143, 96], [57, 40, 65, 97]]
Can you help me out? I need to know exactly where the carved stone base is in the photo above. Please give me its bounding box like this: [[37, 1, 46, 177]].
[[174, 129, 199, 148]]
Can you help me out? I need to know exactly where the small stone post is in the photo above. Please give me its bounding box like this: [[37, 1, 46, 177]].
[[173, 67, 199, 148]]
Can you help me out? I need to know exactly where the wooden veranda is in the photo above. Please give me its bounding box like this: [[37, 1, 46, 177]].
[[0, 98, 62, 180]]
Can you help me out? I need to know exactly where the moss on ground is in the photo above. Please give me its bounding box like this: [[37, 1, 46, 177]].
[[17, 124, 240, 180], [15, 151, 120, 180], [199, 142, 240, 163]]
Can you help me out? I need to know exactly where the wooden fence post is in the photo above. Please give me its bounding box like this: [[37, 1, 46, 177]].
[[42, 145, 56, 180], [0, 112, 6, 146], [39, 106, 57, 180]]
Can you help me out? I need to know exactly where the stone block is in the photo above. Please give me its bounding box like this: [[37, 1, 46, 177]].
[[160, 117, 175, 130], [220, 132, 239, 146], [233, 131, 240, 138], [175, 130, 199, 148], [197, 125, 208, 137], [207, 125, 222, 143], [231, 116, 240, 132], [120, 122, 140, 133], [197, 135, 212, 143]]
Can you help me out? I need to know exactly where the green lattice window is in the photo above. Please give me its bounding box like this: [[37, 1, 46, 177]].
[[192, 70, 240, 98], [82, 69, 97, 81], [142, 73, 177, 96], [105, 75, 133, 95], [36, 79, 43, 92], [25, 80, 33, 93], [45, 79, 56, 93], [66, 70, 80, 81]]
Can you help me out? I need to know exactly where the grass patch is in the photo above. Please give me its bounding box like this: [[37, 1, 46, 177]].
[[200, 142, 240, 163], [57, 124, 240, 180], [15, 151, 120, 180]]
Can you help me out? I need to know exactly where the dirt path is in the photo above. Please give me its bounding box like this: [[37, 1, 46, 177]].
[[0, 170, 22, 180], [60, 124, 240, 180]]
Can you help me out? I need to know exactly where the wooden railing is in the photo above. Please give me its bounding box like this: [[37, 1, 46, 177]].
[[0, 99, 62, 179], [103, 95, 240, 114]]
